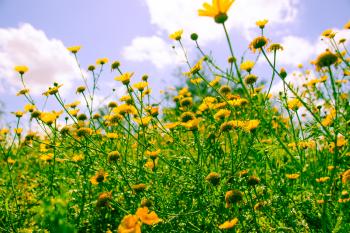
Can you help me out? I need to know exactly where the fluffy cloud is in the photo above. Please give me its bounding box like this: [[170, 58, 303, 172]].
[[124, 0, 299, 70], [144, 0, 299, 42], [122, 36, 182, 69], [0, 23, 80, 95]]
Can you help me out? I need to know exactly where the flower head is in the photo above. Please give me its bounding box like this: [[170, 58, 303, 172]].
[[136, 207, 161, 225], [90, 169, 108, 185], [115, 72, 134, 85], [249, 36, 269, 53], [344, 20, 350, 30], [256, 19, 268, 29], [240, 60, 255, 73], [219, 218, 238, 229], [117, 215, 141, 233], [198, 0, 235, 24], [96, 58, 109, 65], [314, 50, 338, 70], [67, 46, 81, 54], [14, 66, 29, 75], [169, 29, 183, 41]]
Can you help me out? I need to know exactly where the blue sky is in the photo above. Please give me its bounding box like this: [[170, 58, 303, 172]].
[[0, 0, 349, 126]]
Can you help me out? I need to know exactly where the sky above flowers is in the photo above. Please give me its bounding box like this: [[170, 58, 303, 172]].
[[0, 0, 349, 125]]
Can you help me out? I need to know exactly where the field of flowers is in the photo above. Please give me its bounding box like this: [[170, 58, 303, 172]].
[[1, 0, 350, 232]]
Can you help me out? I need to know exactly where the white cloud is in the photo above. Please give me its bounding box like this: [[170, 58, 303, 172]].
[[143, 0, 299, 43], [0, 23, 80, 95], [122, 36, 182, 69]]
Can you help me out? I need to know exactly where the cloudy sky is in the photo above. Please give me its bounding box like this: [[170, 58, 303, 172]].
[[0, 0, 349, 125]]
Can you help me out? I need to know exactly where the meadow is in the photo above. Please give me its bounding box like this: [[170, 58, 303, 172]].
[[1, 0, 350, 232]]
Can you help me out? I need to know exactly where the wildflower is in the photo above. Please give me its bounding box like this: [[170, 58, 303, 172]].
[[287, 98, 303, 111], [96, 191, 112, 208], [181, 118, 200, 131], [219, 218, 238, 229], [132, 183, 147, 193], [342, 169, 350, 184], [40, 153, 53, 162], [72, 154, 84, 162], [242, 120, 259, 132], [13, 111, 24, 118], [286, 173, 300, 180], [96, 58, 109, 65], [43, 84, 63, 96], [90, 169, 108, 185], [76, 127, 92, 137], [322, 29, 335, 38], [206, 172, 221, 185], [106, 133, 119, 139], [244, 74, 258, 85], [169, 29, 183, 41], [209, 76, 221, 86], [180, 112, 196, 123], [198, 0, 235, 24], [117, 215, 141, 233], [76, 86, 86, 93], [314, 50, 338, 69], [228, 56, 236, 63], [214, 109, 231, 121], [247, 175, 260, 186], [16, 88, 30, 96], [134, 116, 152, 127], [111, 61, 121, 70], [88, 65, 95, 71], [133, 81, 148, 92], [77, 113, 87, 121], [256, 19, 268, 29], [180, 97, 193, 107], [136, 207, 161, 225], [108, 101, 118, 108], [249, 36, 269, 53], [225, 190, 243, 208], [184, 57, 204, 76], [40, 111, 62, 124], [146, 149, 161, 160], [14, 65, 29, 75], [316, 177, 330, 183], [14, 128, 23, 135], [267, 43, 284, 52], [240, 60, 254, 73], [115, 72, 134, 85], [343, 20, 350, 29], [67, 46, 81, 54], [219, 85, 231, 95]]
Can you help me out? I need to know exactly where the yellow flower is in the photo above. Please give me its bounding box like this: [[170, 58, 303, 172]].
[[198, 0, 235, 24], [90, 169, 108, 185], [256, 19, 268, 29], [42, 84, 63, 96], [344, 20, 350, 29], [184, 57, 205, 77], [242, 120, 259, 132], [219, 217, 238, 229], [67, 45, 81, 54], [342, 169, 350, 184], [314, 50, 338, 70], [169, 29, 183, 41], [14, 66, 29, 75], [322, 29, 336, 38], [136, 207, 161, 225], [249, 36, 269, 53], [214, 109, 231, 121], [145, 149, 161, 160], [287, 98, 302, 111], [40, 111, 62, 124], [117, 215, 141, 233], [132, 81, 148, 92], [16, 88, 30, 96], [286, 173, 300, 180], [96, 58, 109, 65], [14, 128, 23, 135], [240, 60, 255, 72], [115, 72, 134, 85]]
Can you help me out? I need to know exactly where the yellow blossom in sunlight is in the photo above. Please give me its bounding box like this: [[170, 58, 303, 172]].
[[16, 88, 30, 96], [214, 109, 231, 121], [136, 207, 161, 225], [145, 149, 161, 160], [198, 0, 235, 24], [115, 72, 134, 85], [314, 50, 338, 70], [181, 118, 200, 131], [184, 57, 205, 77], [134, 116, 152, 127], [90, 169, 108, 185], [39, 111, 62, 125], [133, 81, 148, 92], [286, 174, 300, 180], [40, 153, 53, 162], [117, 215, 141, 233], [242, 120, 260, 132], [13, 111, 24, 118], [256, 19, 268, 29], [287, 98, 302, 111], [67, 45, 81, 54], [24, 104, 36, 112], [106, 133, 119, 139], [267, 43, 284, 52], [249, 36, 269, 53], [114, 104, 138, 116], [240, 60, 254, 72], [42, 84, 63, 96], [219, 217, 238, 229], [96, 58, 109, 65], [322, 29, 336, 38], [169, 29, 183, 41], [14, 128, 23, 135], [209, 76, 221, 86], [14, 65, 29, 75], [342, 169, 350, 184], [72, 154, 84, 162], [316, 177, 330, 183], [343, 20, 350, 29]]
